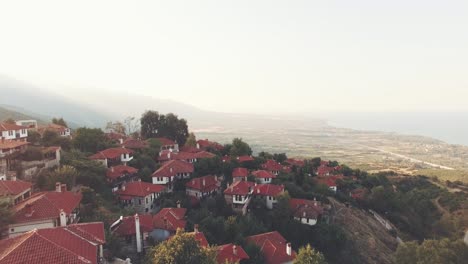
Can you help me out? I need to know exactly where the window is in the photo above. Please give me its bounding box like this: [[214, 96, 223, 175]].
[[139, 199, 142, 205], [146, 198, 148, 204], [10, 228, 14, 232], [8, 131, 13, 136]]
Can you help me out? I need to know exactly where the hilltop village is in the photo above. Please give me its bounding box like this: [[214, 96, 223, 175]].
[[0, 111, 467, 264]]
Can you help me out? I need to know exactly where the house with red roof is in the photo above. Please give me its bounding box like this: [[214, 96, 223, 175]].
[[110, 214, 154, 254], [116, 181, 166, 213], [7, 183, 82, 238], [237, 155, 255, 163], [0, 222, 106, 264], [186, 175, 220, 200], [152, 207, 187, 241], [285, 158, 305, 168], [152, 160, 194, 192], [158, 150, 215, 164], [316, 164, 341, 176], [196, 139, 224, 151], [232, 167, 249, 182], [0, 179, 32, 205], [121, 138, 149, 150], [0, 122, 28, 141], [315, 175, 344, 192], [89, 147, 134, 167], [106, 165, 139, 192], [253, 184, 285, 209], [262, 159, 283, 176], [154, 137, 179, 152], [289, 198, 324, 226], [38, 123, 71, 137], [246, 231, 296, 264], [0, 139, 29, 159], [105, 131, 127, 144], [216, 243, 249, 264], [224, 180, 255, 214], [251, 170, 276, 184]]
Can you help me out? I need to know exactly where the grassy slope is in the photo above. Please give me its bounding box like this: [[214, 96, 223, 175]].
[[0, 105, 46, 124]]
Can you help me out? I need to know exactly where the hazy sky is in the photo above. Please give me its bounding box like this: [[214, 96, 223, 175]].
[[1, 0, 467, 113]]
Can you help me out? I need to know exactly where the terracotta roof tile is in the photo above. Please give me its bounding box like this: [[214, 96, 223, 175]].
[[153, 208, 187, 232], [0, 180, 32, 197], [152, 160, 194, 178], [224, 181, 255, 196], [89, 147, 133, 160], [185, 175, 219, 193], [216, 244, 249, 264], [106, 165, 138, 180], [253, 184, 284, 197], [252, 170, 276, 179], [246, 231, 296, 264], [232, 167, 249, 178], [116, 181, 165, 198]]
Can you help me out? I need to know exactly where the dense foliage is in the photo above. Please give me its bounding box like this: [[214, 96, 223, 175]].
[[140, 111, 189, 145]]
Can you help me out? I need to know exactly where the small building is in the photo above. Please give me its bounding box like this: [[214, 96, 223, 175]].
[[196, 139, 224, 151], [185, 175, 220, 200], [105, 132, 127, 144], [121, 138, 149, 150], [252, 184, 284, 209], [262, 159, 283, 176], [315, 175, 344, 192], [7, 183, 82, 238], [151, 207, 187, 242], [237, 155, 255, 163], [0, 222, 106, 264], [216, 243, 249, 264], [232, 167, 249, 182], [152, 160, 194, 192], [154, 137, 179, 152], [285, 158, 305, 168], [106, 165, 139, 192], [224, 180, 255, 214], [38, 123, 71, 137], [158, 150, 215, 164], [251, 170, 276, 184], [0, 123, 28, 141], [0, 179, 32, 205], [116, 181, 166, 213], [15, 120, 38, 129], [89, 147, 134, 167], [289, 198, 324, 226], [111, 214, 154, 254], [316, 164, 341, 177], [246, 231, 296, 264]]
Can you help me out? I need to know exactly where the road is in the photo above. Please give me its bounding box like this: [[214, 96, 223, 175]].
[[359, 145, 455, 170]]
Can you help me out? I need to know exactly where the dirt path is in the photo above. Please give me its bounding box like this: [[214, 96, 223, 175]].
[[432, 196, 449, 215]]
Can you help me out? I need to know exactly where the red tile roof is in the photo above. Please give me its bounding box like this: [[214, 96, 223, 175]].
[[179, 146, 201, 153], [0, 140, 29, 150], [194, 151, 216, 159], [0, 123, 27, 132], [106, 165, 138, 180], [192, 231, 209, 247], [0, 222, 105, 264], [289, 198, 324, 219], [222, 156, 232, 162], [246, 231, 296, 264], [153, 208, 187, 232], [13, 191, 82, 223], [116, 181, 165, 198], [121, 138, 149, 149], [105, 132, 126, 141], [232, 167, 249, 178], [252, 170, 276, 179], [262, 159, 283, 171], [216, 244, 249, 264], [152, 160, 194, 178], [224, 180, 255, 196], [253, 184, 284, 197], [315, 175, 344, 188], [113, 214, 154, 236], [237, 156, 254, 163], [186, 175, 219, 193], [0, 180, 32, 197], [197, 139, 224, 151], [89, 147, 133, 160]]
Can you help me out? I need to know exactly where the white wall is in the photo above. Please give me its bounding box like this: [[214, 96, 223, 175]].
[[8, 219, 55, 237]]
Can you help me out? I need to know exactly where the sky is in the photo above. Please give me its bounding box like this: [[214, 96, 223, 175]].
[[0, 0, 467, 114]]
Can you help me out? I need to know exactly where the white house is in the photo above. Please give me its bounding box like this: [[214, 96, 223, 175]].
[[89, 147, 134, 167], [152, 160, 194, 192], [253, 184, 285, 209], [116, 181, 166, 213], [0, 123, 28, 141]]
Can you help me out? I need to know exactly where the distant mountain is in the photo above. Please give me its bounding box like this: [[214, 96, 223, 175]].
[[0, 75, 114, 127], [0, 105, 47, 124]]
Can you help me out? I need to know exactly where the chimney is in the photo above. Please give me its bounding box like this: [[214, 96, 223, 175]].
[[11, 175, 16, 181], [55, 182, 61, 192], [135, 214, 142, 253], [314, 197, 318, 207], [286, 242, 292, 256], [202, 179, 206, 186], [303, 211, 306, 217], [194, 224, 199, 233], [163, 217, 168, 230], [170, 167, 173, 173], [111, 166, 115, 172], [122, 185, 126, 191], [59, 209, 67, 226], [61, 184, 67, 192], [233, 245, 238, 256], [25, 204, 34, 217], [176, 200, 181, 208], [119, 138, 124, 144]]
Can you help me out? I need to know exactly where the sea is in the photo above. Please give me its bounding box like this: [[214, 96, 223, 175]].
[[325, 112, 468, 146]]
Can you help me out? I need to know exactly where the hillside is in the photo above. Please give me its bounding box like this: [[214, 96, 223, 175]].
[[0, 105, 46, 124]]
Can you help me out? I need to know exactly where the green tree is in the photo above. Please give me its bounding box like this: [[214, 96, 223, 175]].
[[243, 243, 265, 264], [294, 244, 327, 264], [186, 132, 197, 147], [0, 198, 13, 227], [144, 229, 217, 264], [52, 117, 68, 127], [395, 239, 468, 264], [27, 130, 41, 145], [3, 118, 15, 124], [140, 111, 189, 145], [41, 130, 72, 150], [73, 127, 111, 153], [105, 121, 126, 134], [229, 138, 252, 156]]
